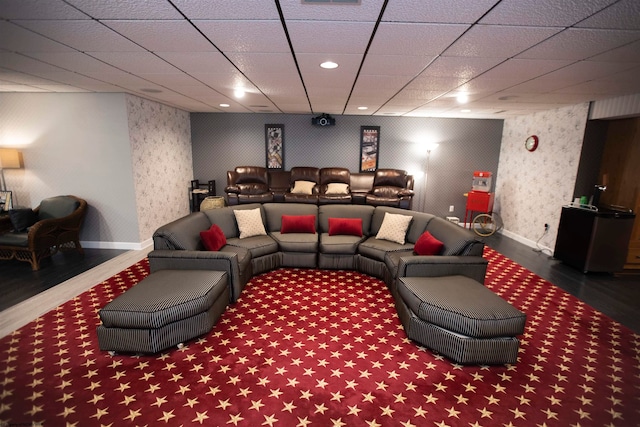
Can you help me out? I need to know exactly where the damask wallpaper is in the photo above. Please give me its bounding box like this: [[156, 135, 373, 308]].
[[495, 103, 590, 250], [126, 95, 192, 242]]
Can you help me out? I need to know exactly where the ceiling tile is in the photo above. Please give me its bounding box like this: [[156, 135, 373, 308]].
[[369, 23, 468, 56], [87, 52, 180, 74], [193, 20, 290, 53], [479, 0, 616, 26], [444, 25, 562, 58], [588, 39, 640, 62], [155, 51, 235, 74], [382, 0, 500, 24], [171, 0, 281, 20], [575, 0, 640, 29], [23, 52, 123, 74], [102, 20, 217, 52], [15, 20, 145, 52], [65, 0, 183, 19], [421, 56, 504, 79], [359, 54, 435, 77], [517, 28, 640, 61], [472, 58, 573, 81], [287, 21, 373, 54], [279, 0, 385, 21], [0, 21, 74, 52], [0, 0, 89, 19]]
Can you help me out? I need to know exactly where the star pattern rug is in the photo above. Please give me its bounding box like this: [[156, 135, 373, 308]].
[[1, 248, 639, 426]]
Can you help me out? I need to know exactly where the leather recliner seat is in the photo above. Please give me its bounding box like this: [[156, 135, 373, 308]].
[[225, 166, 274, 206]]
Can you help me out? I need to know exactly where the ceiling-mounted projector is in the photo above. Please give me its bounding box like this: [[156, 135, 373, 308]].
[[312, 113, 335, 126]]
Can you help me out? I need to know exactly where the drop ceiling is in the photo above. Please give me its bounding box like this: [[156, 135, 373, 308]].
[[1, 0, 639, 118]]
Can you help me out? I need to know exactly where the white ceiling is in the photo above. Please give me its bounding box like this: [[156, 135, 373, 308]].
[[1, 0, 639, 118]]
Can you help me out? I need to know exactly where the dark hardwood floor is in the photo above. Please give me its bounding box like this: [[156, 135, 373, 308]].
[[1, 234, 638, 334], [0, 248, 126, 311], [482, 233, 640, 334]]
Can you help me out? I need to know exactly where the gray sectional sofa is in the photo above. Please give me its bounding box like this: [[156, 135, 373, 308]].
[[150, 203, 487, 304]]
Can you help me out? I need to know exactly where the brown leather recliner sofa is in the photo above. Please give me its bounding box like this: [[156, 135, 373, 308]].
[[226, 166, 414, 209], [225, 166, 274, 205]]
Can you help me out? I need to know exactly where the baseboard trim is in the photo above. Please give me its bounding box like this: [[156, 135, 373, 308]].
[[499, 229, 553, 253], [81, 238, 153, 251]]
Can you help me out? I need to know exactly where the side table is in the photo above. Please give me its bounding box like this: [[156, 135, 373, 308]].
[[190, 180, 215, 212]]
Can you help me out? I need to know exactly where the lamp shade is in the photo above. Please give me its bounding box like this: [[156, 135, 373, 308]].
[[0, 149, 24, 169]]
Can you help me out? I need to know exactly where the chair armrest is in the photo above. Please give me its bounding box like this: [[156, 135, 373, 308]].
[[225, 185, 240, 194], [398, 189, 414, 197], [397, 255, 488, 284], [148, 249, 242, 302]]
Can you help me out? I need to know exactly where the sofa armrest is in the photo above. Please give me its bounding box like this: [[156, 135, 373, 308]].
[[148, 249, 242, 302], [397, 255, 488, 284]]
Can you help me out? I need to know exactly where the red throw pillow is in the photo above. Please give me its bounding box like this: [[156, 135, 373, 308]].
[[414, 231, 444, 255], [281, 215, 316, 234], [328, 217, 363, 237], [200, 224, 227, 251]]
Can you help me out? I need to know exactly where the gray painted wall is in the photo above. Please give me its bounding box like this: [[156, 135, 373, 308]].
[[0, 93, 140, 247], [191, 113, 504, 220]]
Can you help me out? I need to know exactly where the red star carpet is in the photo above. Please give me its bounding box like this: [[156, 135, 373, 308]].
[[1, 248, 639, 426]]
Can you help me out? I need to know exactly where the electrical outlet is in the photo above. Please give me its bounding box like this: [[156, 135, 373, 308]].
[[449, 205, 454, 212]]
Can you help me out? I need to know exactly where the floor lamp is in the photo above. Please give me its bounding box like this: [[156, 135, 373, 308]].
[[0, 148, 24, 191], [420, 143, 438, 212]]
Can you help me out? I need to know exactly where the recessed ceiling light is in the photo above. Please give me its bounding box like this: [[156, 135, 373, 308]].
[[456, 93, 469, 104], [234, 88, 245, 98], [320, 61, 338, 69], [461, 109, 471, 113], [220, 103, 230, 108], [358, 106, 368, 110]]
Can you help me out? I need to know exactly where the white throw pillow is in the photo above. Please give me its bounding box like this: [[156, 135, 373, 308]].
[[376, 212, 412, 245], [233, 208, 267, 239], [291, 180, 316, 195], [325, 183, 349, 195]]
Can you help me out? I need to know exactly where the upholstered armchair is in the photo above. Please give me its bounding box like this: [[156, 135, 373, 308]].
[[284, 167, 320, 204], [318, 167, 351, 204], [0, 195, 87, 270], [225, 166, 274, 206], [365, 169, 415, 209]]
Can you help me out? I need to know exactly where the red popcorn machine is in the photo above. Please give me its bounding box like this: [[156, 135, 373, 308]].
[[465, 171, 496, 236]]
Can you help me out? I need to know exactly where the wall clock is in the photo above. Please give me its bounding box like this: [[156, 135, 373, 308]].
[[525, 135, 539, 152]]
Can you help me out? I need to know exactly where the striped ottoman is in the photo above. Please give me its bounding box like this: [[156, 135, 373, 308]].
[[396, 275, 526, 365], [97, 270, 228, 354]]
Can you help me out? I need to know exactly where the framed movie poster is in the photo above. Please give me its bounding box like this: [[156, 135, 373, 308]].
[[360, 126, 380, 172], [265, 124, 284, 170]]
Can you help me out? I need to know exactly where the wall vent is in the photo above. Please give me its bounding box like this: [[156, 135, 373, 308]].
[[302, 0, 361, 4]]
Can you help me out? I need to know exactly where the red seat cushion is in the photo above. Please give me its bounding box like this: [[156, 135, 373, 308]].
[[200, 224, 227, 251], [414, 231, 444, 255], [281, 215, 316, 234], [328, 218, 363, 237]]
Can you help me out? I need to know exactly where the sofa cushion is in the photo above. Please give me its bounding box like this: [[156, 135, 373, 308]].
[[234, 208, 267, 239], [320, 234, 364, 255], [328, 217, 362, 237], [291, 180, 316, 195], [38, 195, 80, 220], [281, 215, 316, 234], [200, 224, 227, 251], [226, 235, 279, 258], [270, 232, 318, 253], [358, 236, 414, 261], [9, 209, 38, 232], [414, 231, 443, 255], [376, 212, 412, 245], [263, 203, 319, 232], [325, 183, 349, 195]]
